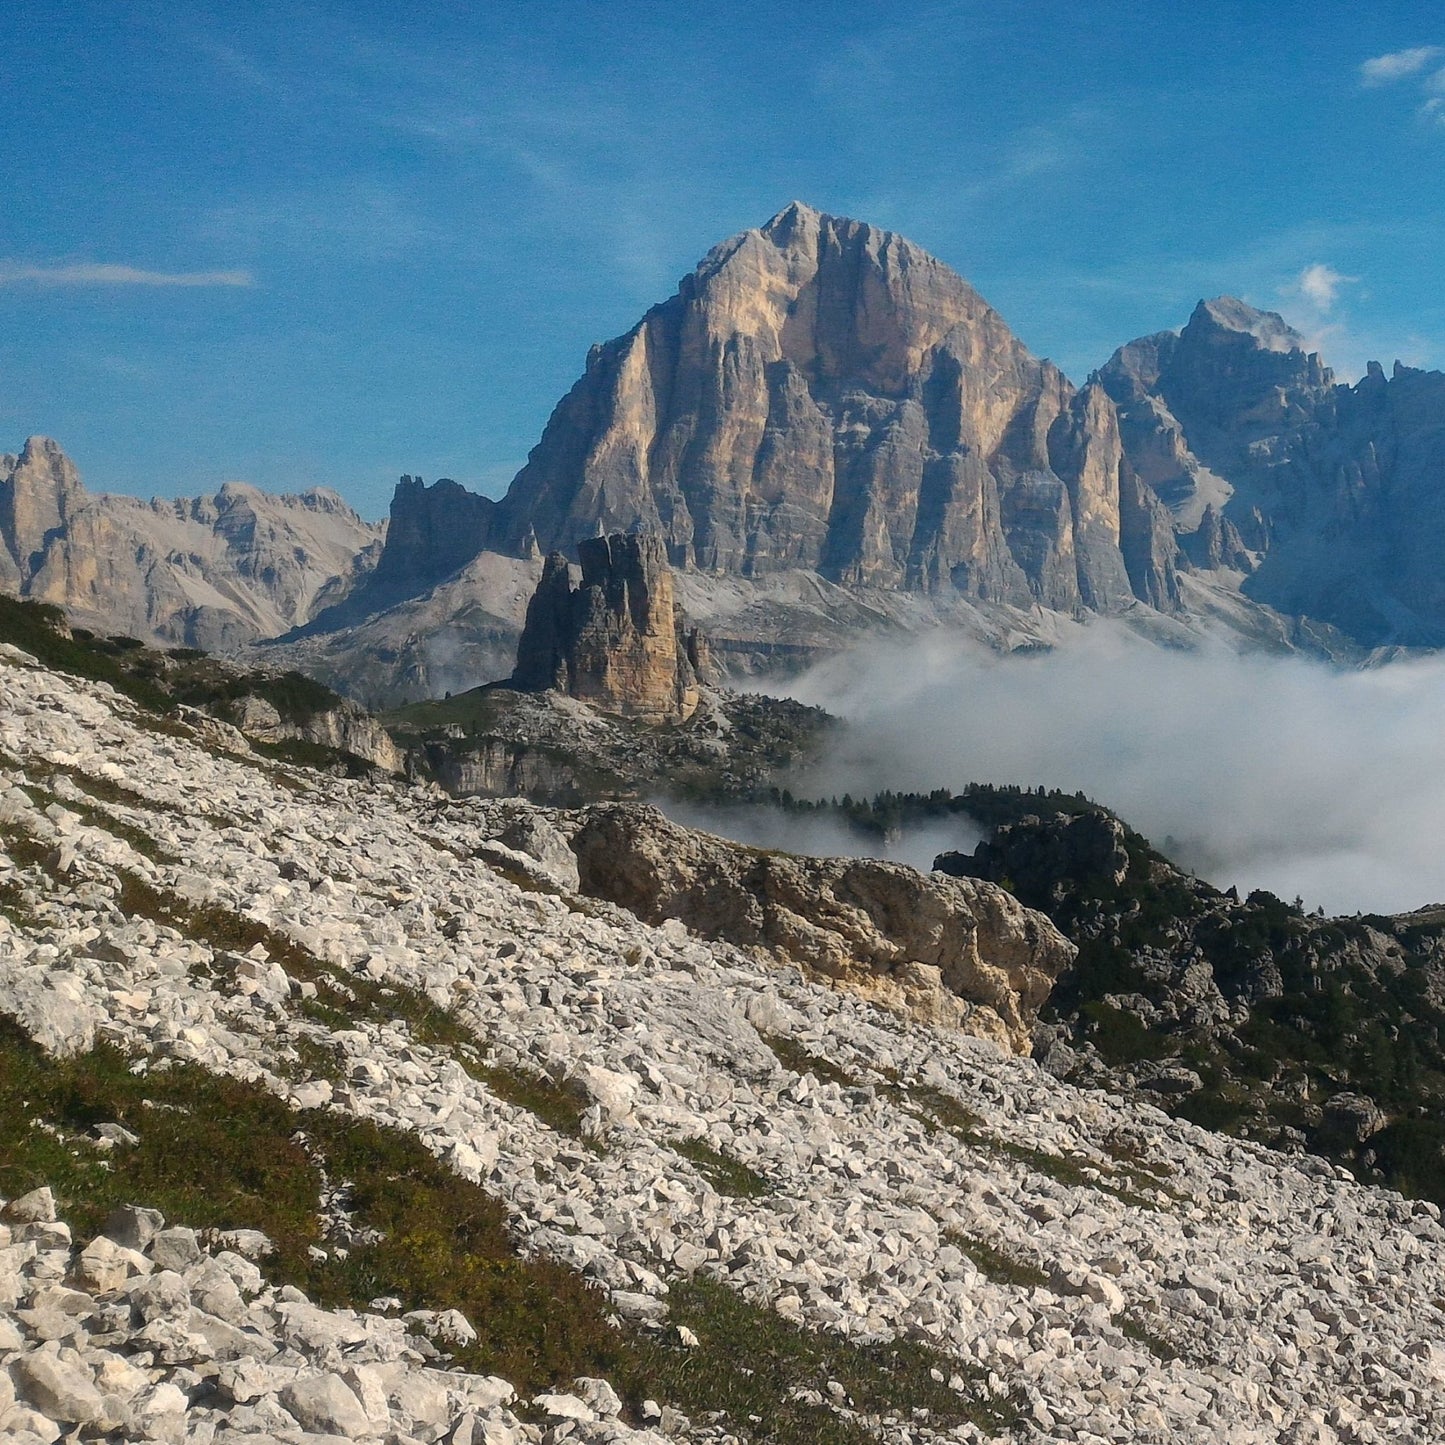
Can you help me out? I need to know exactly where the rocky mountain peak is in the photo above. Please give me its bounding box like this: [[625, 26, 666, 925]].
[[512, 531, 708, 723], [0, 433, 384, 649], [1189, 296, 1308, 354], [1, 436, 86, 584], [462, 205, 1180, 614]]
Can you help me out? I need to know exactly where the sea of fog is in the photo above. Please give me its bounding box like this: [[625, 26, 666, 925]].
[[674, 625, 1445, 919], [656, 800, 986, 876]]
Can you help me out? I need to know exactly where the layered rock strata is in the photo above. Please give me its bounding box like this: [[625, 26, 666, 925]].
[[380, 203, 1180, 615], [567, 801, 1074, 1052]]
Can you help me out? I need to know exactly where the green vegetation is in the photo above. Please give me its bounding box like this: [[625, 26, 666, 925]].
[[0, 1022, 1011, 1438], [938, 786, 1445, 1209], [768, 1041, 1169, 1210], [671, 1137, 773, 1198], [0, 1023, 625, 1394], [643, 1275, 1016, 1440], [0, 596, 170, 710], [1119, 1313, 1182, 1363], [0, 597, 376, 781], [762, 1033, 862, 1091], [106, 863, 590, 1134], [15, 777, 177, 866], [945, 1229, 1050, 1292]]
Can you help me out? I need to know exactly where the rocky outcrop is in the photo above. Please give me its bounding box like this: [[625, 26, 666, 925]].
[[226, 692, 405, 772], [393, 686, 830, 806], [1102, 299, 1445, 646], [936, 790, 1445, 1190], [371, 476, 496, 594], [0, 437, 384, 649], [0, 437, 86, 583], [513, 533, 709, 723], [568, 802, 1074, 1051]]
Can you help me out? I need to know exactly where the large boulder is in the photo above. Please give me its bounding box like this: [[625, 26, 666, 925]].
[[569, 802, 1074, 1053]]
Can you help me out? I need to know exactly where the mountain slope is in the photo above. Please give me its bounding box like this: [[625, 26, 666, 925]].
[[7, 641, 1445, 1440], [1, 436, 384, 649]]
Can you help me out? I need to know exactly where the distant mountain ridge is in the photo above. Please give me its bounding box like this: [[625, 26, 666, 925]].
[[0, 436, 383, 649], [6, 202, 1445, 696], [1100, 298, 1445, 646]]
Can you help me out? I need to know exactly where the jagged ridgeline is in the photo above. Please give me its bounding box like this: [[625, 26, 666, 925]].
[[9, 203, 1445, 708]]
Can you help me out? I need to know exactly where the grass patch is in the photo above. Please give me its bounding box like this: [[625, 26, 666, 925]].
[[468, 1059, 589, 1140], [882, 1070, 1172, 1212], [0, 1024, 623, 1394], [762, 1034, 860, 1091], [898, 1083, 987, 1138], [671, 1138, 772, 1198], [1119, 1312, 1181, 1363], [113, 867, 594, 1135], [252, 736, 376, 778], [107, 864, 592, 1140], [944, 1229, 1050, 1292], [0, 821, 57, 876], [0, 596, 170, 711], [0, 1024, 1013, 1437], [633, 1275, 1017, 1441], [17, 780, 178, 866]]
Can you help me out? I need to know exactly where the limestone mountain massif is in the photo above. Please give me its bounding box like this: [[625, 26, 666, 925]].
[[487, 202, 1181, 613], [9, 203, 1445, 704], [1, 437, 384, 651], [269, 203, 1445, 702], [1101, 297, 1445, 646]]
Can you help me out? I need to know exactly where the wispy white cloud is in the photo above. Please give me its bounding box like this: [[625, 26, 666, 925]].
[[1359, 46, 1445, 126], [1360, 45, 1443, 86], [0, 262, 253, 288], [783, 626, 1445, 915], [1422, 71, 1445, 125], [1292, 262, 1358, 313]]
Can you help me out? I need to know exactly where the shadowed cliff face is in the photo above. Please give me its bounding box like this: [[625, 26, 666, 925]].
[[1102, 299, 1445, 647], [459, 203, 1179, 613]]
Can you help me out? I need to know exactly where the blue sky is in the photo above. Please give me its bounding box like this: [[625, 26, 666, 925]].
[[4, 0, 1445, 517]]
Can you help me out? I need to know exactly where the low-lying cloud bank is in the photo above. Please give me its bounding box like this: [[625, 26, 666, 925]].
[[656, 800, 984, 877], [762, 626, 1445, 917]]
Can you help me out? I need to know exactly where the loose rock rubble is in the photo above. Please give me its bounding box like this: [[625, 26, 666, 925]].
[[3, 640, 1445, 1443], [0, 1186, 615, 1445]]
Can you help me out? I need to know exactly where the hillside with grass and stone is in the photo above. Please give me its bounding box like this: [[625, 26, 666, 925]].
[[6, 576, 1445, 1441]]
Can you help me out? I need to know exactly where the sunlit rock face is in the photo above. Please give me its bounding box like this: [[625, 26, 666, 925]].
[[512, 532, 708, 723], [0, 436, 383, 648], [488, 202, 1179, 612]]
